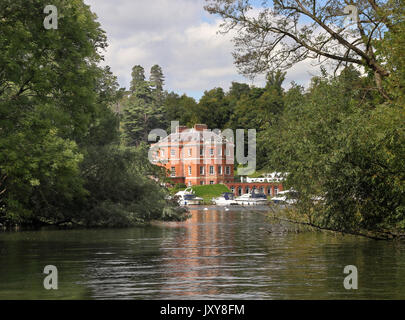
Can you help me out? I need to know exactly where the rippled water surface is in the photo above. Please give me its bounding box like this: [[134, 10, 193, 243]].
[[1, 207, 405, 299]]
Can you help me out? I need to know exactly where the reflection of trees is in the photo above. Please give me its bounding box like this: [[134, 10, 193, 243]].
[[0, 230, 91, 299]]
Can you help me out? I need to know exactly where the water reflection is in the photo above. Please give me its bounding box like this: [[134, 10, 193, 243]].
[[1, 207, 405, 299]]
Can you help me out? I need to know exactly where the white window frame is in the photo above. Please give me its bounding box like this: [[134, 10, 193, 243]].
[[188, 166, 192, 176], [200, 166, 205, 175], [209, 166, 214, 175], [218, 165, 222, 175], [225, 166, 230, 175]]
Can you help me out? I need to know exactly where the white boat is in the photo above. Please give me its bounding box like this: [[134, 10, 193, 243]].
[[174, 187, 203, 206], [235, 191, 268, 205], [271, 190, 297, 204], [212, 192, 238, 206]]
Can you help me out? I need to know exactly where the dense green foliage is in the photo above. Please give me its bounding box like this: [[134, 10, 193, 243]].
[[200, 0, 404, 238], [0, 0, 186, 228], [263, 65, 404, 235]]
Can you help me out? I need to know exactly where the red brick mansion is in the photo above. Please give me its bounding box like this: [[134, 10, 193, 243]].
[[151, 124, 235, 186], [151, 124, 283, 196]]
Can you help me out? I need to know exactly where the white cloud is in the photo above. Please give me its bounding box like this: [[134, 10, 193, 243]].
[[84, 0, 316, 99]]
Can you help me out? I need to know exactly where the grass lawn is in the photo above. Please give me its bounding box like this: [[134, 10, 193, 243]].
[[192, 184, 231, 204]]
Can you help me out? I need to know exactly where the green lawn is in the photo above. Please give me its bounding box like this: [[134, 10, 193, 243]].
[[191, 184, 231, 204]]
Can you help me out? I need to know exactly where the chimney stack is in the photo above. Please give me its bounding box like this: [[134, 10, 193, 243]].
[[194, 124, 208, 131]]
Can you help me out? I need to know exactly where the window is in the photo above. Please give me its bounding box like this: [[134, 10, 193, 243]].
[[200, 147, 203, 156], [218, 165, 222, 175], [226, 148, 231, 156], [188, 166, 192, 176], [245, 187, 249, 193], [238, 187, 242, 196], [267, 187, 272, 195], [274, 186, 278, 195], [230, 186, 235, 193], [260, 187, 264, 193], [171, 149, 175, 156], [218, 148, 222, 156], [210, 181, 214, 185], [225, 166, 230, 175], [188, 148, 192, 156], [170, 167, 175, 177], [210, 148, 214, 156], [209, 166, 214, 175], [200, 181, 204, 185], [200, 166, 205, 175], [188, 181, 192, 186]]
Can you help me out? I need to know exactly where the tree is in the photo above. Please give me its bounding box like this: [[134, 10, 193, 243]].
[[261, 66, 404, 238], [204, 0, 399, 99], [123, 65, 166, 145], [195, 87, 232, 129], [0, 1, 185, 227], [163, 92, 198, 129], [130, 65, 146, 93], [150, 64, 165, 95], [0, 0, 108, 224]]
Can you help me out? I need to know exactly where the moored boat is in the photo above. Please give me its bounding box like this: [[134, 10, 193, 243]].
[[235, 190, 268, 205], [271, 189, 297, 204], [174, 187, 203, 206], [212, 192, 238, 206]]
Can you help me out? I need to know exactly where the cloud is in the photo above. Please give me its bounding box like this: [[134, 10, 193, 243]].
[[84, 0, 316, 100]]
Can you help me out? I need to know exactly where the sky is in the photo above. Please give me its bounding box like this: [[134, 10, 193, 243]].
[[84, 0, 319, 101]]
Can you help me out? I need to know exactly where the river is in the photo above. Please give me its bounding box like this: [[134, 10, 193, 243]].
[[1, 207, 405, 299]]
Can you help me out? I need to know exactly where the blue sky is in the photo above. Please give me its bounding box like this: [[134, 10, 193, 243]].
[[84, 0, 317, 101]]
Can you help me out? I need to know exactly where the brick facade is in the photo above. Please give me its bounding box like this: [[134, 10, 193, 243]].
[[224, 182, 284, 197], [151, 124, 235, 186]]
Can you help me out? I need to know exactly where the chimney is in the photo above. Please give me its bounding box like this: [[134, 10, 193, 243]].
[[194, 124, 208, 131], [176, 126, 188, 133]]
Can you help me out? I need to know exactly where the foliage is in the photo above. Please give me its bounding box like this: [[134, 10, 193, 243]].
[[0, 0, 186, 228], [263, 66, 405, 236], [122, 65, 166, 145]]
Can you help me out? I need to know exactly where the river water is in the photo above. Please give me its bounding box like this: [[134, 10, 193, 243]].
[[1, 207, 405, 299]]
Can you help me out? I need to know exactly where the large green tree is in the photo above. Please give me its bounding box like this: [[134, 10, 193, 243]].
[[0, 1, 185, 227], [123, 65, 167, 145]]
